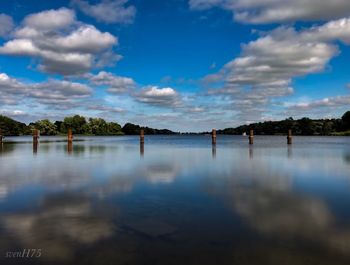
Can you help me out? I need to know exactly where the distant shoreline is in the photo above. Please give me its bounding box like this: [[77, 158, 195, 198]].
[[1, 111, 350, 137]]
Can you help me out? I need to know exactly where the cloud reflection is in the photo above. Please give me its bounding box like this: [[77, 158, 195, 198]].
[[2, 193, 115, 261]]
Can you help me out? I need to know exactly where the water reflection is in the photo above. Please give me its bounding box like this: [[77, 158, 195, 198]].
[[0, 143, 15, 155], [0, 136, 350, 264], [249, 145, 253, 159], [287, 145, 293, 158], [33, 141, 38, 154], [67, 141, 73, 154], [2, 193, 115, 262], [140, 142, 144, 157]]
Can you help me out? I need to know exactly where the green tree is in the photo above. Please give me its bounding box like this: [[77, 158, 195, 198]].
[[342, 111, 350, 130], [62, 115, 87, 134], [0, 115, 29, 136], [88, 118, 108, 135], [33, 119, 57, 135], [122, 123, 141, 135], [108, 122, 123, 135], [298, 117, 315, 135]]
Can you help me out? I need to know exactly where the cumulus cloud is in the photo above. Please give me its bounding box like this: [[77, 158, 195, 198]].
[[23, 7, 76, 31], [287, 96, 350, 111], [134, 86, 182, 107], [206, 17, 350, 122], [0, 14, 14, 37], [189, 0, 350, 24], [72, 0, 136, 24], [89, 71, 135, 93], [0, 72, 92, 109], [0, 8, 118, 75]]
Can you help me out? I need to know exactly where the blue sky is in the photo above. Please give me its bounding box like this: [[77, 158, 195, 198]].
[[0, 0, 350, 132]]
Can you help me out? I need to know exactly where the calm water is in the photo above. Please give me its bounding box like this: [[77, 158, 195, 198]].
[[0, 135, 350, 265]]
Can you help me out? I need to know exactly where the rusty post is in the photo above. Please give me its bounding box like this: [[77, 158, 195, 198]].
[[287, 129, 292, 145], [249, 129, 254, 145], [68, 128, 73, 142], [212, 129, 217, 145], [33, 129, 39, 143], [140, 128, 144, 144]]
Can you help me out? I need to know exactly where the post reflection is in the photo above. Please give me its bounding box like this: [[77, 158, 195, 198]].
[[140, 142, 144, 157], [287, 145, 293, 158], [249, 146, 253, 159], [67, 141, 73, 154], [212, 144, 216, 159], [33, 141, 38, 154]]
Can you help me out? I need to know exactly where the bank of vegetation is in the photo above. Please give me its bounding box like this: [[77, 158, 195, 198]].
[[0, 111, 349, 136], [0, 115, 176, 136], [216, 111, 350, 136]]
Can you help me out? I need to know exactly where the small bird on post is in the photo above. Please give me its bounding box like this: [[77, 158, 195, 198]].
[[67, 128, 73, 142], [140, 128, 145, 144], [287, 129, 292, 145], [212, 129, 217, 145], [249, 129, 254, 145]]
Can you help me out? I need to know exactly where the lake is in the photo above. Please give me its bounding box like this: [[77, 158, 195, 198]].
[[0, 135, 350, 265]]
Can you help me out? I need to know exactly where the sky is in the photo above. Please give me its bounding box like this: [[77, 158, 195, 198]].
[[0, 0, 350, 132]]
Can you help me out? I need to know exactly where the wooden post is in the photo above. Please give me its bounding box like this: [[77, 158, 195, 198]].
[[68, 128, 73, 142], [140, 128, 144, 144], [287, 129, 292, 145], [249, 129, 254, 145], [0, 129, 3, 144], [212, 129, 217, 145], [33, 129, 39, 143]]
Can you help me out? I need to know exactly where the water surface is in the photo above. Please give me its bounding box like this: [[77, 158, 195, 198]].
[[0, 135, 350, 265]]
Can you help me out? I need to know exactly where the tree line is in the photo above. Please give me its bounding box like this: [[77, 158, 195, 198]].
[[1, 111, 350, 136], [216, 111, 350, 136], [0, 115, 176, 136]]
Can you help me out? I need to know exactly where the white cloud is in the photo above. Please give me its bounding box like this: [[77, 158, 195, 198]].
[[89, 71, 135, 93], [287, 96, 350, 111], [134, 86, 182, 107], [72, 0, 136, 24], [0, 8, 118, 75], [0, 72, 92, 108], [189, 0, 350, 24], [0, 14, 14, 37], [23, 7, 75, 31], [206, 17, 350, 122]]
